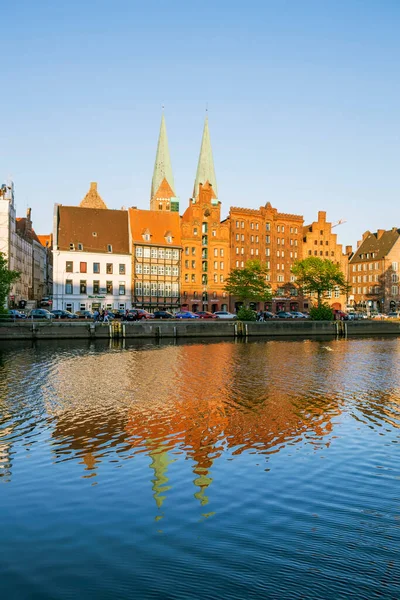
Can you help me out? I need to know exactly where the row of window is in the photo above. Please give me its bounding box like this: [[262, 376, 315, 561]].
[[136, 264, 179, 275], [69, 242, 113, 253], [351, 262, 387, 272], [65, 261, 126, 274], [352, 274, 384, 283], [275, 250, 298, 258], [142, 231, 173, 244], [65, 280, 126, 295], [234, 222, 299, 234], [308, 250, 335, 257], [135, 247, 180, 259], [134, 282, 179, 296], [352, 286, 399, 295], [184, 274, 224, 283]]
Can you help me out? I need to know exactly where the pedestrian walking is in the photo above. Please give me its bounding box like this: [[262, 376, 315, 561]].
[[93, 309, 99, 322], [103, 309, 109, 323]]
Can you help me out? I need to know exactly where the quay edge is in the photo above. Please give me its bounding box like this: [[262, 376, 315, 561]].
[[1, 320, 400, 341]]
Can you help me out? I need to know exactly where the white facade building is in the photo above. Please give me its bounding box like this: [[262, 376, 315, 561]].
[[52, 195, 132, 313]]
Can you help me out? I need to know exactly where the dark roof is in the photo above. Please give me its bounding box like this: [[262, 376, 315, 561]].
[[57, 206, 130, 254], [16, 218, 41, 244], [350, 229, 400, 262]]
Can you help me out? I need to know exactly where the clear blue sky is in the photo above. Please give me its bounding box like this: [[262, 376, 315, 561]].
[[1, 0, 399, 248]]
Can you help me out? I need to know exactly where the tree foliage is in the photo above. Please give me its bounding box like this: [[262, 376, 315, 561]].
[[236, 306, 257, 321], [291, 257, 349, 308], [309, 303, 334, 321], [0, 252, 20, 313], [224, 260, 272, 307]]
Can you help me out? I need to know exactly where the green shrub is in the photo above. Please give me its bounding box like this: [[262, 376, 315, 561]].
[[309, 303, 334, 321], [237, 306, 257, 321]]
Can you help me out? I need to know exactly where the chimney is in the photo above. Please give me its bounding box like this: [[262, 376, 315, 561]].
[[362, 230, 370, 241], [377, 229, 385, 240]]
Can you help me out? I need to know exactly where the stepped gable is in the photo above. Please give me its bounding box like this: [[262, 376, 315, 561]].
[[79, 182, 107, 210], [57, 206, 129, 254]]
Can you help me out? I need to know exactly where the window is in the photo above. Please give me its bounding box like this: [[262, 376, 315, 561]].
[[214, 261, 218, 269], [192, 247, 196, 255], [143, 265, 150, 275], [78, 243, 83, 251], [165, 266, 171, 275], [172, 250, 179, 260], [255, 236, 259, 243], [277, 225, 280, 233], [69, 243, 75, 251], [266, 235, 270, 244], [151, 248, 157, 258], [236, 260, 239, 267], [172, 283, 179, 297], [149, 265, 156, 275], [256, 223, 259, 230], [143, 282, 150, 295], [214, 248, 218, 257], [80, 280, 87, 294], [185, 247, 189, 255], [277, 250, 280, 257], [334, 287, 340, 298], [236, 247, 239, 255], [202, 222, 208, 233], [158, 266, 164, 275], [266, 248, 270, 256], [107, 245, 112, 253], [282, 225, 285, 233], [119, 264, 126, 275], [214, 274, 218, 282], [236, 221, 239, 228], [135, 282, 142, 296], [241, 221, 245, 229], [93, 281, 100, 294], [106, 281, 113, 294], [256, 249, 259, 256], [185, 260, 189, 268], [185, 274, 189, 282], [278, 275, 284, 282], [158, 249, 164, 259], [241, 247, 244, 254], [65, 280, 73, 294], [191, 274, 195, 282], [172, 266, 179, 276], [165, 249, 172, 259], [106, 263, 113, 274], [392, 274, 398, 283], [212, 230, 216, 237], [136, 247, 143, 257], [151, 282, 157, 296], [241, 234, 245, 241], [93, 262, 100, 274], [191, 260, 196, 269], [143, 233, 150, 241], [136, 263, 142, 274], [194, 228, 198, 236], [119, 283, 126, 295], [241, 261, 244, 267], [392, 286, 398, 295], [250, 249, 254, 255], [166, 236, 172, 244], [266, 222, 270, 231], [251, 235, 254, 243], [236, 233, 239, 241], [393, 262, 398, 271], [66, 261, 73, 273]]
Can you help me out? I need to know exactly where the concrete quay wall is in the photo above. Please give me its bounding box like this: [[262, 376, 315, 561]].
[[1, 319, 400, 341]]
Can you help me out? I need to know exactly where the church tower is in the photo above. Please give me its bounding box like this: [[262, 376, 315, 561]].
[[192, 113, 218, 202], [150, 113, 179, 212]]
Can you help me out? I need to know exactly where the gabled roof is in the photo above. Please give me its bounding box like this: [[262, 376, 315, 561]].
[[16, 218, 41, 244], [151, 114, 176, 200], [129, 208, 181, 246], [79, 182, 107, 209], [193, 115, 218, 199], [350, 228, 400, 262], [57, 206, 130, 254]]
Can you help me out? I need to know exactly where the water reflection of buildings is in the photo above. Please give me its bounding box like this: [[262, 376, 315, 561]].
[[47, 341, 350, 514]]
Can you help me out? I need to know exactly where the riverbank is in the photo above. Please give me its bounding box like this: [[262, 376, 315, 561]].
[[1, 319, 400, 340]]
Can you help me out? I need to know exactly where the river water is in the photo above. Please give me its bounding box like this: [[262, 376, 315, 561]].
[[0, 337, 399, 599]]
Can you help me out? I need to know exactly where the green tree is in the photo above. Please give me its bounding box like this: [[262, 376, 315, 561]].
[[0, 252, 20, 313], [291, 257, 349, 308], [224, 260, 272, 307]]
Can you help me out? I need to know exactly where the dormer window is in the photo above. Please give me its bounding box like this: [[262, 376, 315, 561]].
[[92, 232, 97, 237], [69, 243, 75, 251], [142, 228, 151, 242], [107, 244, 112, 252], [78, 243, 83, 251], [164, 230, 173, 244]]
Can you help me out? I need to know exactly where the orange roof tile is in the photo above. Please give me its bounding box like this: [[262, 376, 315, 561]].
[[129, 208, 181, 246], [37, 234, 52, 248], [151, 177, 176, 200]]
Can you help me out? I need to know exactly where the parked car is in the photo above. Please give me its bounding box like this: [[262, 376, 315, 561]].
[[290, 311, 308, 319], [76, 311, 94, 319], [276, 311, 294, 319], [195, 311, 217, 319], [29, 309, 54, 320], [214, 311, 237, 319], [387, 312, 399, 319], [153, 311, 175, 319], [175, 311, 200, 319], [51, 310, 79, 319], [8, 309, 27, 319], [126, 309, 155, 321], [372, 313, 388, 319]]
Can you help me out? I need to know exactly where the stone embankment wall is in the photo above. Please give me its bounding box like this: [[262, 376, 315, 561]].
[[1, 320, 400, 340]]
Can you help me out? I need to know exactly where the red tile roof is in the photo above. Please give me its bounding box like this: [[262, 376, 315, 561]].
[[129, 208, 181, 246]]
